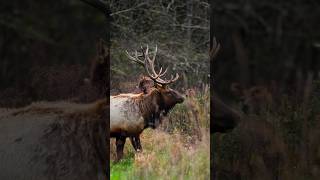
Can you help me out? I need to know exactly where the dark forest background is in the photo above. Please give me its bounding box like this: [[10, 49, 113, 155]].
[[0, 0, 106, 107], [109, 0, 209, 95], [1, 0, 320, 179], [213, 0, 320, 101], [0, 0, 210, 107], [1, 0, 319, 106], [211, 0, 320, 179]]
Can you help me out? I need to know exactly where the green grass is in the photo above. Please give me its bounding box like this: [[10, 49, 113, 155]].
[[110, 157, 134, 180], [110, 88, 210, 180], [110, 129, 210, 180]]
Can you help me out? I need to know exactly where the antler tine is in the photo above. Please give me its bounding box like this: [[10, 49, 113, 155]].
[[146, 45, 179, 86], [134, 50, 144, 66], [155, 72, 179, 86], [158, 67, 163, 75], [158, 67, 168, 77], [170, 73, 179, 83], [145, 45, 157, 64], [144, 55, 161, 80], [144, 45, 158, 76], [143, 46, 163, 81], [145, 45, 149, 59], [152, 45, 157, 62], [127, 45, 180, 86], [127, 46, 159, 80], [210, 37, 221, 61], [140, 46, 145, 57], [126, 50, 145, 67]]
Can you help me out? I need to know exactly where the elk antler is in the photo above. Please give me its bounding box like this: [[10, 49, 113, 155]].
[[126, 45, 179, 86], [210, 37, 220, 61]]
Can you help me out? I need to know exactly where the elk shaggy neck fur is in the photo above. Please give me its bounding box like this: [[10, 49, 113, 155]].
[[110, 88, 164, 137], [135, 88, 163, 128]]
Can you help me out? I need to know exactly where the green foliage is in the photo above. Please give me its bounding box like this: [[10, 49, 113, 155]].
[[110, 158, 134, 180]]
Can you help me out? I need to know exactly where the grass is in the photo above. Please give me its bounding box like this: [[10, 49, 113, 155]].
[[110, 86, 210, 180], [110, 157, 134, 180], [110, 129, 210, 180]]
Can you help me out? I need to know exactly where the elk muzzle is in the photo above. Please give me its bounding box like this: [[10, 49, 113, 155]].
[[176, 94, 185, 103]]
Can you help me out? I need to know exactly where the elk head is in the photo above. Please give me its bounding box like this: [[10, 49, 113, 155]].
[[126, 45, 184, 117]]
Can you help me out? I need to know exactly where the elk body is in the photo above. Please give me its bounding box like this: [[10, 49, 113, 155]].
[[110, 46, 184, 161]]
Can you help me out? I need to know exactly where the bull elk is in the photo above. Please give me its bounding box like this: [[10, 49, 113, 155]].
[[211, 37, 241, 133], [110, 45, 184, 161]]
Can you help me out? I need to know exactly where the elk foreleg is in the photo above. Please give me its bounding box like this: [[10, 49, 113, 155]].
[[135, 136, 142, 151], [130, 136, 142, 152], [116, 136, 126, 161]]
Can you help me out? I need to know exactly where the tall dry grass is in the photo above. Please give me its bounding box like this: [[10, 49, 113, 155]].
[[213, 80, 320, 180], [110, 85, 210, 180], [110, 129, 210, 180]]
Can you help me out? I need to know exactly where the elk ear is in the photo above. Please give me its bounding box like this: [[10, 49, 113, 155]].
[[138, 76, 154, 94]]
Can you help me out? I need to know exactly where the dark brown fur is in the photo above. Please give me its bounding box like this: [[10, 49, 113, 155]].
[[89, 39, 109, 96], [0, 100, 107, 180], [138, 76, 154, 94], [111, 78, 184, 161]]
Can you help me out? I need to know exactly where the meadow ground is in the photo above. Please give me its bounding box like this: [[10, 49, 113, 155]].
[[110, 87, 211, 180], [110, 129, 210, 180]]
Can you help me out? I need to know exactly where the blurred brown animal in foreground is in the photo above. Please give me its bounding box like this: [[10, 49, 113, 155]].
[[211, 37, 241, 133], [85, 39, 109, 97], [0, 99, 107, 180]]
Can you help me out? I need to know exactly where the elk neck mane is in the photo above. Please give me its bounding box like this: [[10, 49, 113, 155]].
[[132, 87, 177, 116], [130, 88, 162, 116], [120, 88, 165, 128]]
